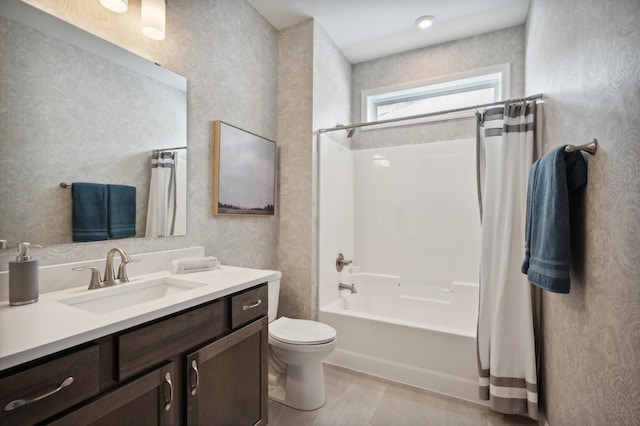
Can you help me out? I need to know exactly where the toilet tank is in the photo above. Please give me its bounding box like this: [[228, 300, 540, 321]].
[[267, 276, 280, 322]]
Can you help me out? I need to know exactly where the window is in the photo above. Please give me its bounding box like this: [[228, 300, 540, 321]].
[[362, 64, 510, 128]]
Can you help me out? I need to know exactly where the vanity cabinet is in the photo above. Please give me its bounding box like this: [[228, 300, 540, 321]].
[[186, 286, 269, 426], [0, 283, 268, 426]]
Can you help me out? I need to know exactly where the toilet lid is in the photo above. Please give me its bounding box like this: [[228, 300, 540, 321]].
[[269, 317, 337, 345]]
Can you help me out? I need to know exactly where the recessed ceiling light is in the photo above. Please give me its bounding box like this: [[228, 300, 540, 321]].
[[415, 15, 435, 29]]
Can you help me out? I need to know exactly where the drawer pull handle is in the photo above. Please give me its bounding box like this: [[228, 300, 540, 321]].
[[242, 299, 262, 310], [4, 376, 74, 412], [164, 372, 173, 411], [190, 360, 199, 396]]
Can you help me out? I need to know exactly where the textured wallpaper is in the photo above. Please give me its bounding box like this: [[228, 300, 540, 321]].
[[526, 0, 640, 424], [276, 20, 352, 320], [350, 26, 526, 150], [0, 0, 279, 271], [276, 20, 315, 320], [0, 13, 185, 246]]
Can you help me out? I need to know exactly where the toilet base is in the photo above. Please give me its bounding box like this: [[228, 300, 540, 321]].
[[268, 362, 326, 411]]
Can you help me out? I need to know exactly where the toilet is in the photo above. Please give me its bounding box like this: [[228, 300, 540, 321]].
[[267, 274, 337, 411]]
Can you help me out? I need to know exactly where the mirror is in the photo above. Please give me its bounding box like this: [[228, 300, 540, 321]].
[[0, 0, 187, 247]]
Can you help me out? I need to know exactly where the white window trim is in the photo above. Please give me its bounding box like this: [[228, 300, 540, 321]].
[[360, 63, 511, 131]]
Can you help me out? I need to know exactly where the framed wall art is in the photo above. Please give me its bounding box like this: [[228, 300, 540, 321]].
[[213, 120, 276, 215]]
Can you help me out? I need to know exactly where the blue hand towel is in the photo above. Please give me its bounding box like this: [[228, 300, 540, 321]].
[[72, 182, 109, 242], [108, 184, 136, 239], [521, 145, 587, 293]]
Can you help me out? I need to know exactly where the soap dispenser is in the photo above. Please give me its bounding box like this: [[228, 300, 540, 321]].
[[9, 242, 39, 306]]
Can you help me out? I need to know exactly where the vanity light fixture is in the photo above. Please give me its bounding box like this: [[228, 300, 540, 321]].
[[141, 0, 166, 40], [415, 15, 435, 29], [99, 0, 128, 13]]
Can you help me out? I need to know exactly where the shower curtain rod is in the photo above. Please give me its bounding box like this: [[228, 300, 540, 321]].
[[318, 93, 543, 134], [153, 146, 186, 153]]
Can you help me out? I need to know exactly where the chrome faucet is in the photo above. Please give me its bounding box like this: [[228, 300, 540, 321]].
[[73, 247, 135, 290], [339, 282, 357, 294]]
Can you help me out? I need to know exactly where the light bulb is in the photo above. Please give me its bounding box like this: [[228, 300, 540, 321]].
[[142, 0, 166, 40], [100, 0, 128, 13]]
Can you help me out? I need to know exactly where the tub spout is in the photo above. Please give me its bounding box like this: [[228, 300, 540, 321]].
[[339, 282, 357, 294]]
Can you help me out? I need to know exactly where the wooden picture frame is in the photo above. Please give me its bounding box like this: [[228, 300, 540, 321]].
[[213, 121, 276, 215]]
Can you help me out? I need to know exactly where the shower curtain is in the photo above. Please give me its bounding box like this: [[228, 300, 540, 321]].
[[145, 151, 177, 237], [476, 101, 539, 419]]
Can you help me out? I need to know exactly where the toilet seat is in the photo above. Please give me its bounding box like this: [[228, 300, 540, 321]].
[[269, 317, 336, 345]]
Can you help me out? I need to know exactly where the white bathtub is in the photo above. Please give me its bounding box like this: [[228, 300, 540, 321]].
[[318, 273, 482, 404]]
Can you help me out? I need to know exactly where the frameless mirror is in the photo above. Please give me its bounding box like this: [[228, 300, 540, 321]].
[[0, 0, 187, 247]]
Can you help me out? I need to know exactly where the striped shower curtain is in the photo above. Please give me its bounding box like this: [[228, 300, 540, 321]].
[[145, 151, 177, 237], [476, 100, 539, 420]]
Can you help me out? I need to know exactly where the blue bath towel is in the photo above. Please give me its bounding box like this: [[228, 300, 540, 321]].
[[72, 182, 109, 242], [521, 145, 587, 293], [108, 184, 136, 239]]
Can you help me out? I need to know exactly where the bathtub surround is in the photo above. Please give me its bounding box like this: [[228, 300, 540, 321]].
[[526, 0, 640, 423], [318, 136, 482, 402]]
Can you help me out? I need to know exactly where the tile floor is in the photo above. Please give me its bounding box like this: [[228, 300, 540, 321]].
[[268, 365, 538, 426]]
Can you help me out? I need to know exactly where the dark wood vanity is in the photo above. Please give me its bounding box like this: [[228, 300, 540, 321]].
[[0, 283, 269, 426]]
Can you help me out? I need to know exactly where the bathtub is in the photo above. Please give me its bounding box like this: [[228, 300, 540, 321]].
[[318, 273, 482, 404]]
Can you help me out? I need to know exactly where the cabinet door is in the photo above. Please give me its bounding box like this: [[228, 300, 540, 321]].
[[186, 317, 268, 426], [48, 363, 175, 426]]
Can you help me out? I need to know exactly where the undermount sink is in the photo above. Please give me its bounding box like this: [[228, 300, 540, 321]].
[[59, 277, 207, 314]]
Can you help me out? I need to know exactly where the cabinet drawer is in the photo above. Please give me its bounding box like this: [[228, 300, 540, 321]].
[[119, 299, 228, 380], [0, 345, 99, 426], [231, 284, 268, 328]]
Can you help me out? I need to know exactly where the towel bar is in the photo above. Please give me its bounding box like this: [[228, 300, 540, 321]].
[[565, 138, 597, 155], [60, 182, 72, 189]]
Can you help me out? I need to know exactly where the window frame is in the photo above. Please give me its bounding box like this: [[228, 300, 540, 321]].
[[361, 63, 511, 130]]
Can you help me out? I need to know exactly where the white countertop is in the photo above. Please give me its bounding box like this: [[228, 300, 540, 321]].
[[0, 265, 279, 371]]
